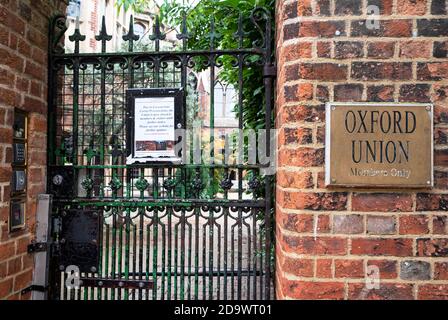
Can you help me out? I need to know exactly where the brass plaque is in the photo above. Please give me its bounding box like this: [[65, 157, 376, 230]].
[[325, 103, 433, 188]]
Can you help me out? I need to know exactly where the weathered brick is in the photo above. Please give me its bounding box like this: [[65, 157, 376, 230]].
[[18, 1, 32, 21], [282, 279, 345, 300], [397, 0, 427, 15], [284, 83, 313, 103], [0, 242, 14, 261], [279, 104, 325, 123], [279, 148, 324, 167], [316, 259, 332, 278], [400, 261, 431, 280], [352, 193, 413, 212], [278, 210, 314, 233], [348, 283, 414, 300], [418, 284, 448, 300], [298, 0, 313, 16], [24, 61, 44, 80], [280, 127, 313, 145], [417, 19, 448, 37], [351, 62, 412, 80], [367, 85, 395, 102], [367, 260, 398, 279], [7, 256, 21, 276], [0, 47, 24, 72], [0, 7, 25, 35], [283, 42, 312, 61], [334, 84, 363, 101], [367, 215, 396, 235], [417, 238, 448, 257], [0, 86, 21, 107], [283, 22, 298, 41], [435, 262, 448, 280], [13, 269, 32, 291], [351, 20, 412, 37], [317, 215, 331, 233], [367, 42, 395, 59], [299, 63, 348, 81], [417, 62, 448, 81], [316, 85, 329, 102], [315, 0, 331, 16], [283, 257, 314, 277], [431, 0, 448, 14], [0, 261, 6, 279], [335, 0, 361, 15], [335, 259, 364, 278], [0, 278, 13, 299], [399, 40, 431, 58], [433, 216, 448, 234], [280, 235, 348, 255], [435, 149, 448, 166], [333, 215, 364, 234], [435, 128, 448, 145], [416, 194, 448, 211], [399, 84, 431, 103], [279, 192, 348, 211], [367, 0, 394, 15], [283, 1, 297, 20], [399, 215, 430, 235], [316, 41, 331, 58], [351, 238, 413, 256], [317, 126, 325, 144], [277, 170, 313, 189], [299, 21, 346, 38], [434, 41, 448, 58]]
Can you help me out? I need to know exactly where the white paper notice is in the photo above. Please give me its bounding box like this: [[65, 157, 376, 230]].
[[134, 97, 176, 158]]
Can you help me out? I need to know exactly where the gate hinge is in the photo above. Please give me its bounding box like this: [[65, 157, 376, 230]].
[[27, 242, 48, 254], [21, 285, 48, 295], [263, 64, 277, 78]]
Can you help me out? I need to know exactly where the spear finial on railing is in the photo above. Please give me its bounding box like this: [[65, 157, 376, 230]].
[[68, 18, 86, 54], [149, 15, 166, 52], [123, 15, 139, 52], [176, 12, 190, 51], [207, 15, 221, 50], [234, 13, 248, 49], [95, 16, 112, 53]]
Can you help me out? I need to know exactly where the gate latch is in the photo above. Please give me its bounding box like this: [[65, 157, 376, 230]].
[[27, 242, 48, 254], [21, 285, 47, 295]]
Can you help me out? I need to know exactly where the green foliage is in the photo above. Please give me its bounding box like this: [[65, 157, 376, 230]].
[[115, 0, 149, 13], [159, 0, 275, 131]]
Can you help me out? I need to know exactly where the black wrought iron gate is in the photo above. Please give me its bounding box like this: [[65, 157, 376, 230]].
[[47, 7, 275, 300]]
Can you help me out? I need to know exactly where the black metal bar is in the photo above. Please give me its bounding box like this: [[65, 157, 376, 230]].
[[79, 278, 154, 290], [52, 48, 263, 59], [115, 270, 264, 277]]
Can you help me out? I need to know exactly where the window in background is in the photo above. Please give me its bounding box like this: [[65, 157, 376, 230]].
[[67, 0, 81, 17], [134, 23, 146, 38]]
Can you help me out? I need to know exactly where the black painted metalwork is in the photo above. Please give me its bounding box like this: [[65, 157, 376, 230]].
[[58, 209, 101, 273], [47, 8, 275, 300]]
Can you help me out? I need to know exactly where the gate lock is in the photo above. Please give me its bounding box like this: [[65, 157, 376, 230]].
[[27, 241, 48, 253]]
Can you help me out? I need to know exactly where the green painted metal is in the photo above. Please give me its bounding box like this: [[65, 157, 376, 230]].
[[47, 9, 275, 301]]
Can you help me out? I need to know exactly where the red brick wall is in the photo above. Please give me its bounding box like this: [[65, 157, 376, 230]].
[[0, 0, 66, 300], [276, 0, 448, 300]]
